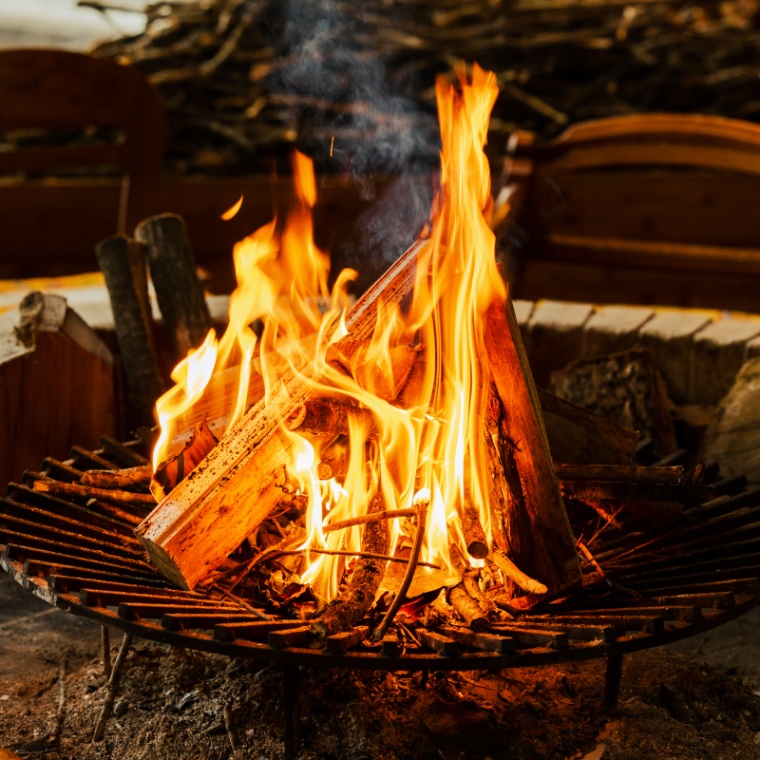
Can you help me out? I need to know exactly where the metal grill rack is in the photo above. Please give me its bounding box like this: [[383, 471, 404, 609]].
[[2, 437, 759, 757]]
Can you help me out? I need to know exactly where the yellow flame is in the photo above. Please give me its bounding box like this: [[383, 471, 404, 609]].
[[152, 329, 218, 471], [151, 67, 507, 604], [221, 194, 244, 220]]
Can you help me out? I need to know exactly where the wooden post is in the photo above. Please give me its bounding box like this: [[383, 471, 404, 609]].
[[134, 213, 212, 360], [484, 294, 583, 606], [96, 234, 164, 425]]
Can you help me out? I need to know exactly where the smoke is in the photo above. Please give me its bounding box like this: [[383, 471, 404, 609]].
[[269, 0, 440, 274]]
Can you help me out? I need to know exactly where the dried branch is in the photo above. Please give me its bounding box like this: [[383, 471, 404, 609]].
[[371, 495, 429, 640]]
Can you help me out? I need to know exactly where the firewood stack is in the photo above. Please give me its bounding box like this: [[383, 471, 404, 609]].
[[89, 0, 760, 176]]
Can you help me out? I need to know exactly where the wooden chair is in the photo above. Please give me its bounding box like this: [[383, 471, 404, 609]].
[[0, 48, 167, 272], [500, 113, 760, 312]]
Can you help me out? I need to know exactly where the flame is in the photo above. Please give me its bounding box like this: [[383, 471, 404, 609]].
[[152, 329, 218, 472], [221, 194, 244, 220], [151, 65, 507, 604]]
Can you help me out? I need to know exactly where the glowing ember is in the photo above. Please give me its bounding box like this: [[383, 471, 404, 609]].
[[151, 64, 508, 604]]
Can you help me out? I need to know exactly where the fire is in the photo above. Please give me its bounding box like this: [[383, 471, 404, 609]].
[[151, 64, 506, 605]]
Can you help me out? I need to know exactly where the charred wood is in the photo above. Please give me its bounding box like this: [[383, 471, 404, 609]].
[[311, 491, 389, 639], [95, 234, 164, 426], [134, 213, 212, 360]]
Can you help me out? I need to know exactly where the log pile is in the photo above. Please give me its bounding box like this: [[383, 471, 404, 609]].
[[117, 236, 706, 641], [87, 0, 760, 176]]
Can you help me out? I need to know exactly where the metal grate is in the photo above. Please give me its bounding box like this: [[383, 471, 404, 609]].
[[2, 438, 759, 710]]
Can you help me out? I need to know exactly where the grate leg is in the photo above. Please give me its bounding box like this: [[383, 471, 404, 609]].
[[603, 647, 624, 712], [283, 665, 301, 760]]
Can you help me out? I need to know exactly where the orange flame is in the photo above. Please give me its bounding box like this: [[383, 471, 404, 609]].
[[152, 66, 506, 603], [221, 194, 244, 220]]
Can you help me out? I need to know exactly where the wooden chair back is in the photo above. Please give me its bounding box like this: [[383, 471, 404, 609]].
[[502, 113, 760, 311], [0, 48, 167, 235]]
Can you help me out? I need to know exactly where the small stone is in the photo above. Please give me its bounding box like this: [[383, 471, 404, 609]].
[[175, 690, 199, 712], [113, 699, 129, 718]]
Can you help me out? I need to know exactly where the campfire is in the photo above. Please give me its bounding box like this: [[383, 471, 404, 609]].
[[4, 56, 760, 760], [129, 64, 582, 640]]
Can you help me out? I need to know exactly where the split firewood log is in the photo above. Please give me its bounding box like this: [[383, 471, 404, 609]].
[[484, 295, 583, 606], [135, 239, 424, 589]]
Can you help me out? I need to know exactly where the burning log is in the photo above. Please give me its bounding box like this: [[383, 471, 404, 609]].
[[134, 239, 423, 590], [134, 213, 212, 360], [491, 550, 548, 597], [286, 396, 376, 437], [326, 342, 422, 403], [484, 296, 583, 606], [311, 491, 389, 639], [96, 234, 164, 425], [448, 583, 491, 632], [461, 504, 489, 560], [152, 421, 219, 499]]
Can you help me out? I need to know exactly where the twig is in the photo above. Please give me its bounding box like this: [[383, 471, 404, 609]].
[[49, 658, 67, 746], [92, 633, 133, 743], [81, 465, 152, 490], [34, 477, 156, 508], [500, 81, 569, 125], [372, 495, 429, 640], [278, 547, 441, 569], [577, 541, 606, 579], [102, 626, 112, 680], [463, 569, 494, 613], [0, 607, 58, 632], [584, 500, 623, 530], [491, 550, 548, 596], [223, 703, 240, 755], [323, 508, 416, 533], [210, 583, 272, 620], [198, 3, 258, 78]]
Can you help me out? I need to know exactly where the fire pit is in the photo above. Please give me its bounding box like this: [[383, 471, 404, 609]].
[[4, 63, 760, 759], [2, 435, 759, 757]]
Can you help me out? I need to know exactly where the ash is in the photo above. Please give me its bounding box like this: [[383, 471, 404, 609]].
[[2, 577, 760, 760]]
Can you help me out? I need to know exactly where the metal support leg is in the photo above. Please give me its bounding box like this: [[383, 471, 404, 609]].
[[604, 648, 624, 712], [283, 665, 301, 760]]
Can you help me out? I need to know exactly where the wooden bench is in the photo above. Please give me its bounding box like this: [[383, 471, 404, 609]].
[[501, 113, 760, 312]]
